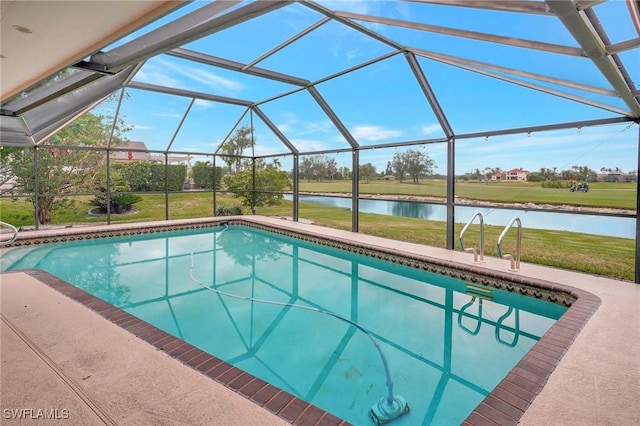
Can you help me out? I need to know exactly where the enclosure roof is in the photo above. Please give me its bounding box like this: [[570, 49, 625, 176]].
[[1, 0, 639, 150]]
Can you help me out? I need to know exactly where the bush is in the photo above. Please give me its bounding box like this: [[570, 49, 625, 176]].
[[541, 180, 573, 189], [192, 161, 223, 189], [114, 162, 186, 191], [215, 206, 243, 216], [89, 193, 143, 214]]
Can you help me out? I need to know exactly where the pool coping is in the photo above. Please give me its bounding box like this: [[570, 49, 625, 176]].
[[1, 217, 602, 425]]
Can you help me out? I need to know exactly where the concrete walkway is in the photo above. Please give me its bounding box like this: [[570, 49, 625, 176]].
[[1, 273, 288, 426]]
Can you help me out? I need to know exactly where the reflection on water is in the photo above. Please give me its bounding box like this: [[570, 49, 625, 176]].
[[289, 195, 635, 239], [391, 200, 436, 219]]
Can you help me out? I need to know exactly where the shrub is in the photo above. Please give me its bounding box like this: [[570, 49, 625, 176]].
[[114, 162, 186, 191], [215, 205, 243, 216], [89, 193, 143, 214]]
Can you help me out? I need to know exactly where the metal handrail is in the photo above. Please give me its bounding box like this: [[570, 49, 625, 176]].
[[0, 221, 18, 246], [496, 217, 522, 271], [495, 307, 520, 347], [459, 212, 484, 262], [458, 296, 483, 335]]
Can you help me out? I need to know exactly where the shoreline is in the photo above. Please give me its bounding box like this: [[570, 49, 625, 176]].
[[299, 192, 636, 216]]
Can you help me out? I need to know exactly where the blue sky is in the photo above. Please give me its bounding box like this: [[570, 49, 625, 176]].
[[96, 0, 639, 175]]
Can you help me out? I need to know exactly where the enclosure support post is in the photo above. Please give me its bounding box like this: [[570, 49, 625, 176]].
[[446, 137, 456, 250], [164, 153, 169, 220], [213, 155, 217, 216], [293, 154, 299, 222], [635, 123, 640, 284], [106, 149, 111, 225], [352, 149, 359, 232], [252, 157, 256, 215], [106, 88, 125, 226], [33, 146, 39, 230]]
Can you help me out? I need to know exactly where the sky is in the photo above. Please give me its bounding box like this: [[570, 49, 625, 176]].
[[95, 0, 639, 175]]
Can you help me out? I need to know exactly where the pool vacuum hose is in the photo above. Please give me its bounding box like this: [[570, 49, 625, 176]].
[[189, 235, 409, 424]]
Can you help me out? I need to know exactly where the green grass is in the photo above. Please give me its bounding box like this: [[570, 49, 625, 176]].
[[259, 201, 636, 282], [1, 192, 636, 281], [300, 180, 638, 210]]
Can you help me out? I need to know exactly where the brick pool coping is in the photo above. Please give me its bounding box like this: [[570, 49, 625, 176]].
[[2, 218, 601, 425]]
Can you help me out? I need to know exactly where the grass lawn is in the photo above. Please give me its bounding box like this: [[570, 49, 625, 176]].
[[1, 191, 636, 281], [259, 201, 636, 282], [299, 179, 638, 210]]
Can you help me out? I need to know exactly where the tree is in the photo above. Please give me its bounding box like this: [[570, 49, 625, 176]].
[[338, 166, 351, 180], [483, 167, 502, 182], [359, 163, 376, 183], [391, 151, 408, 182], [404, 149, 435, 183], [325, 157, 337, 180], [220, 126, 254, 174], [385, 161, 393, 176], [222, 159, 291, 211], [5, 110, 130, 224], [299, 155, 337, 181], [0, 147, 18, 195], [299, 156, 315, 181], [390, 149, 434, 184], [571, 165, 596, 182]]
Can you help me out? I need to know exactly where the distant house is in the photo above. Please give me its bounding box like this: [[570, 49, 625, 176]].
[[505, 168, 529, 181], [490, 171, 505, 181], [490, 168, 529, 182], [111, 141, 192, 166], [382, 175, 396, 181], [110, 141, 156, 163], [597, 171, 637, 182]]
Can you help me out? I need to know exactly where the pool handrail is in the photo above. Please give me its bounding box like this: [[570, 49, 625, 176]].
[[495, 307, 520, 347], [459, 212, 484, 263], [497, 217, 522, 271], [0, 221, 18, 246], [458, 296, 483, 335]]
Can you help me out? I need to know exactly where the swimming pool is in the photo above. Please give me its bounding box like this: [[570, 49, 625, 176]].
[[0, 218, 598, 425]]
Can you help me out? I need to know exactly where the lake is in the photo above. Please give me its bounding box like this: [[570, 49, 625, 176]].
[[286, 195, 636, 239]]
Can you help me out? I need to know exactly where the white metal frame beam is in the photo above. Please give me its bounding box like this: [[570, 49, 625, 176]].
[[80, 1, 288, 72], [547, 0, 640, 117]]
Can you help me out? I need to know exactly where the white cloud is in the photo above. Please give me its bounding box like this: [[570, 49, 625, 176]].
[[351, 125, 403, 142], [317, 0, 382, 15], [135, 57, 244, 95], [159, 112, 183, 119], [421, 124, 442, 135], [289, 138, 336, 152], [131, 124, 153, 130], [133, 68, 181, 87], [276, 113, 335, 137], [277, 123, 291, 133], [193, 99, 214, 110]]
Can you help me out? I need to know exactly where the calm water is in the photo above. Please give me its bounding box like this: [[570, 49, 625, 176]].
[[289, 195, 635, 239], [2, 226, 566, 425]]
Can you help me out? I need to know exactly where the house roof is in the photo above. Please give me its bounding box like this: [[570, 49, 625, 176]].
[[110, 141, 154, 162]]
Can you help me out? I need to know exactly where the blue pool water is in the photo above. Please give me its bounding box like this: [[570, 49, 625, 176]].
[[2, 226, 566, 425]]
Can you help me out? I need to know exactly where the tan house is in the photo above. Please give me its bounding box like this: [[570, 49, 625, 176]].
[[491, 168, 529, 181]]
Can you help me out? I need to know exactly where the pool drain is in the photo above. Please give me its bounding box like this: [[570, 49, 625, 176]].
[[370, 394, 410, 425]]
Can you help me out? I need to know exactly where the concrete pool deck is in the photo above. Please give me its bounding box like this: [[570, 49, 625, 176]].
[[1, 216, 639, 425]]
